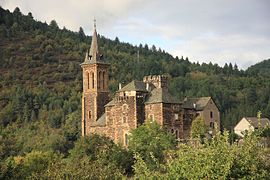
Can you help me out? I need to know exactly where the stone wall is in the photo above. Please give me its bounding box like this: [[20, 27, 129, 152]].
[[162, 103, 183, 139], [200, 98, 220, 132], [145, 103, 163, 125]]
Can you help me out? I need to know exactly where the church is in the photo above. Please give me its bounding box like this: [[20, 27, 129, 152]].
[[81, 22, 220, 146]]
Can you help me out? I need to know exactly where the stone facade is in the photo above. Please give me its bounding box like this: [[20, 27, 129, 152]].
[[81, 23, 221, 146]]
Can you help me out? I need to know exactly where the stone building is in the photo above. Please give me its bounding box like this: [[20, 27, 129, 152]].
[[81, 22, 220, 146]]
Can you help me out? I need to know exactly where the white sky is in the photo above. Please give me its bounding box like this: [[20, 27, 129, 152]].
[[1, 0, 270, 69]]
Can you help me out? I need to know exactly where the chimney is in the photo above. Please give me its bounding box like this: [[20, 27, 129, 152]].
[[119, 83, 122, 90]]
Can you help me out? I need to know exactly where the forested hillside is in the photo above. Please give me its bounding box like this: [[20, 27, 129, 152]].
[[0, 6, 270, 179], [1, 7, 270, 130]]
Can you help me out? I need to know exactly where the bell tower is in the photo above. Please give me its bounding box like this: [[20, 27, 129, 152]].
[[81, 20, 110, 136]]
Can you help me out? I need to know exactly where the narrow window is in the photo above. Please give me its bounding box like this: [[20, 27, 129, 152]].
[[171, 129, 174, 134], [87, 72, 90, 89], [175, 130, 179, 139], [88, 111, 91, 119], [99, 71, 102, 90], [123, 116, 127, 123], [210, 111, 213, 118], [91, 72, 94, 89], [124, 133, 128, 146], [103, 72, 106, 90]]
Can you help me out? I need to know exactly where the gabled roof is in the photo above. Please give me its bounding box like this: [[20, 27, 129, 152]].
[[118, 80, 148, 92], [183, 97, 211, 110], [145, 88, 181, 104], [245, 117, 270, 128], [91, 113, 106, 127]]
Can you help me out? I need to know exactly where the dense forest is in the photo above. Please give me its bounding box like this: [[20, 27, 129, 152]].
[[0, 7, 270, 179]]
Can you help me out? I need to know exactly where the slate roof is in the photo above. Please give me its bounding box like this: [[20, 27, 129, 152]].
[[245, 117, 270, 128], [105, 98, 115, 107], [183, 97, 211, 110], [118, 80, 148, 92], [145, 88, 181, 104], [91, 113, 106, 127]]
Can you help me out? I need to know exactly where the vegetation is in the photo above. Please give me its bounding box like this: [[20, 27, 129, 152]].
[[129, 120, 176, 170], [0, 6, 270, 179], [190, 116, 208, 139], [134, 131, 270, 179]]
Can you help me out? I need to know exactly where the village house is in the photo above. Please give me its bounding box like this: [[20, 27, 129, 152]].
[[234, 117, 270, 137], [81, 22, 220, 146]]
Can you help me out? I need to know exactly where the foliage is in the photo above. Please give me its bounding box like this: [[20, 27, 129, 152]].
[[129, 120, 176, 170], [133, 131, 270, 179], [0, 6, 270, 179], [190, 116, 208, 139]]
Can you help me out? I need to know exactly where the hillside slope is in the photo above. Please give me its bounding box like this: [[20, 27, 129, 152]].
[[1, 6, 270, 131]]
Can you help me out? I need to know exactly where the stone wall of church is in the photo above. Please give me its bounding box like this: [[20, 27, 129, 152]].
[[145, 103, 163, 125], [96, 95, 137, 146], [162, 103, 183, 139]]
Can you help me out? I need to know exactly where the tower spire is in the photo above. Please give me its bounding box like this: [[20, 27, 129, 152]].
[[89, 19, 100, 62]]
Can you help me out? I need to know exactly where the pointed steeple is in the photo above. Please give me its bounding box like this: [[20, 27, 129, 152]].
[[88, 19, 100, 62]]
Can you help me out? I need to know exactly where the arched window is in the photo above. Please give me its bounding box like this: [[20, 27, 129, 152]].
[[103, 71, 106, 90], [91, 72, 94, 89], [87, 72, 90, 89], [175, 130, 179, 139], [98, 71, 102, 90]]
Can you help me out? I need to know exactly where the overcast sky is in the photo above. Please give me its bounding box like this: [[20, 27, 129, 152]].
[[1, 0, 270, 69]]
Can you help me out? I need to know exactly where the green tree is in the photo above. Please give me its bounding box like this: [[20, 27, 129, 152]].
[[49, 20, 58, 29], [129, 120, 176, 170], [190, 116, 208, 139], [78, 27, 85, 41], [133, 131, 270, 179]]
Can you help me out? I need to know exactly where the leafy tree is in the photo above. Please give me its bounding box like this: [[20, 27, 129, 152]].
[[133, 131, 270, 179], [69, 134, 133, 175], [190, 116, 208, 139], [129, 120, 176, 170]]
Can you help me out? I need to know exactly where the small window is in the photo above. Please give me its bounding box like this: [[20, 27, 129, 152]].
[[210, 111, 213, 118], [175, 130, 179, 139], [149, 114, 154, 121], [88, 111, 91, 119], [87, 72, 90, 89], [149, 105, 152, 110], [123, 116, 127, 123], [124, 133, 128, 146], [174, 114, 179, 120], [171, 129, 174, 133], [91, 73, 94, 89]]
